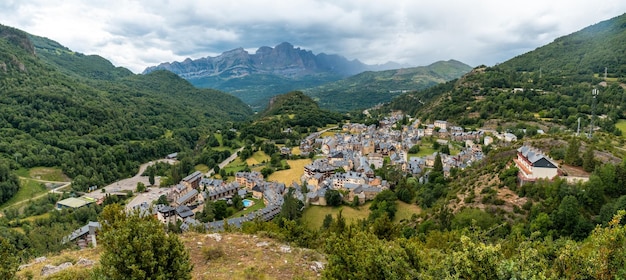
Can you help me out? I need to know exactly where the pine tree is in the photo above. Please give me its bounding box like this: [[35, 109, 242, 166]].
[[433, 153, 443, 172], [564, 138, 583, 166], [583, 147, 596, 172]]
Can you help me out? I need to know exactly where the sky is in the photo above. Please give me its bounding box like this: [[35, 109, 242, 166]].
[[1, 0, 626, 73]]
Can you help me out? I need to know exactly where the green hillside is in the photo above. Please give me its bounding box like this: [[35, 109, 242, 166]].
[[29, 35, 133, 81], [499, 13, 626, 78], [241, 91, 342, 140], [384, 15, 626, 133], [0, 24, 252, 193], [304, 60, 472, 112]]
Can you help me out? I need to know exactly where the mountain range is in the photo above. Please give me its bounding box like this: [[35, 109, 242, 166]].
[[144, 42, 471, 109], [143, 42, 403, 79]]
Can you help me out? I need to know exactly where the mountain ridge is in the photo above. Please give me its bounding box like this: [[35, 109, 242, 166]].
[[143, 42, 404, 78]]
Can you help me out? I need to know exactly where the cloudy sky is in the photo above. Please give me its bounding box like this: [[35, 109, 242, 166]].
[[2, 0, 625, 73]]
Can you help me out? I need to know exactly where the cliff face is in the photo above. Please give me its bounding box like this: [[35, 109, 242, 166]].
[[143, 42, 395, 79]]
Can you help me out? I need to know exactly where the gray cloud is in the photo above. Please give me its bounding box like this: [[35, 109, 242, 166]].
[[1, 0, 625, 72]]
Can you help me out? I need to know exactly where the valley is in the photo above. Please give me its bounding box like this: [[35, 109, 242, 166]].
[[2, 10, 626, 280]]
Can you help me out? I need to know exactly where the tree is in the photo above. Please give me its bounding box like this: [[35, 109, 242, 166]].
[[148, 168, 155, 186], [553, 195, 581, 237], [322, 214, 334, 230], [582, 147, 596, 172], [214, 200, 229, 220], [279, 188, 304, 220], [96, 204, 193, 279], [564, 138, 583, 166], [408, 145, 420, 154], [433, 153, 443, 172], [156, 195, 169, 205], [325, 189, 343, 207], [196, 200, 215, 223], [440, 144, 450, 155], [136, 182, 146, 193], [0, 237, 19, 280], [232, 193, 244, 211]]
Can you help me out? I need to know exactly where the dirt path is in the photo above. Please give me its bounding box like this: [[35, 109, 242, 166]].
[[0, 178, 71, 213]]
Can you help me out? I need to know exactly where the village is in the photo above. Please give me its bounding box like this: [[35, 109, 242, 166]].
[[63, 112, 567, 246]]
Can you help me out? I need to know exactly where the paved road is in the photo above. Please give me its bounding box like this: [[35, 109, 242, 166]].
[[206, 147, 244, 177]]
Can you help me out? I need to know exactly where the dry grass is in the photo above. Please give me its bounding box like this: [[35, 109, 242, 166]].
[[16, 247, 100, 280], [320, 131, 336, 137], [184, 232, 323, 280], [16, 167, 70, 182], [394, 201, 422, 222], [16, 232, 324, 280], [302, 203, 372, 230], [267, 159, 311, 185], [246, 151, 270, 166]]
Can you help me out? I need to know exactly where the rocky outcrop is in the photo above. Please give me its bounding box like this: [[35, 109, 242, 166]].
[[143, 42, 399, 79]]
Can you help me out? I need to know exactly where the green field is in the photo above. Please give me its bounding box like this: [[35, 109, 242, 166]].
[[302, 201, 422, 230], [195, 164, 210, 173], [223, 158, 249, 175], [302, 203, 372, 230], [616, 119, 626, 137], [229, 197, 265, 218], [409, 143, 437, 158], [395, 201, 422, 221], [0, 179, 47, 210], [15, 167, 70, 182]]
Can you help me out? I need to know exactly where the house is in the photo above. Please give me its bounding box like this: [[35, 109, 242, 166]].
[[203, 182, 239, 202], [434, 120, 448, 130], [280, 147, 291, 156], [303, 159, 336, 181], [367, 153, 384, 169], [155, 204, 177, 224], [484, 136, 493, 146], [176, 205, 195, 221], [182, 171, 203, 190], [174, 188, 199, 206], [514, 145, 559, 184], [64, 221, 101, 249], [504, 133, 517, 142], [235, 171, 263, 189], [321, 138, 337, 155], [425, 124, 435, 136]]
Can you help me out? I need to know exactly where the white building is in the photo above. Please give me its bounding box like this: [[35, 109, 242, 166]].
[[514, 145, 558, 184]]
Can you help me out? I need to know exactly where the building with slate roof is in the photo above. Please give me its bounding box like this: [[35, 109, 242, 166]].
[[515, 145, 559, 184]]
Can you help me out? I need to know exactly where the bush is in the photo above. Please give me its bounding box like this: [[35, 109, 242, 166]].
[[202, 246, 224, 263]]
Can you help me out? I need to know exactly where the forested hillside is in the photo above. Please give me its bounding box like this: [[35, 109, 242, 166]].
[[384, 14, 626, 133], [0, 24, 252, 194], [240, 91, 343, 141], [304, 60, 472, 112], [499, 12, 626, 78]]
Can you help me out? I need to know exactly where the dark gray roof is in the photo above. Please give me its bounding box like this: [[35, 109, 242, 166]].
[[64, 221, 101, 243], [182, 171, 203, 183], [176, 205, 194, 218], [176, 188, 199, 205]]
